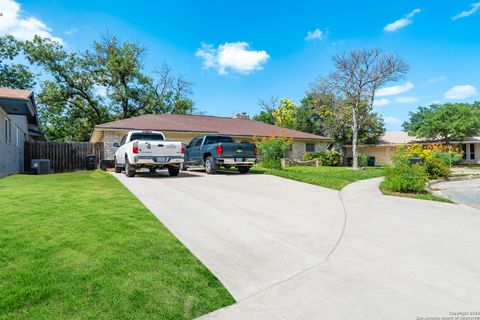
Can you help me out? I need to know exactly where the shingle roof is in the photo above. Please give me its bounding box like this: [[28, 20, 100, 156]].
[[0, 87, 33, 100], [96, 114, 331, 140]]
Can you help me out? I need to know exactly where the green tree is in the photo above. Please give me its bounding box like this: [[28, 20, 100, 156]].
[[252, 110, 275, 124], [319, 48, 408, 169], [23, 34, 195, 141], [303, 90, 385, 145], [0, 35, 36, 89], [271, 98, 298, 129], [403, 102, 480, 143], [254, 96, 298, 129], [24, 36, 111, 141]]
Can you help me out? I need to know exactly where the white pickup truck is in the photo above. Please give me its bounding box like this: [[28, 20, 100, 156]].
[[113, 130, 184, 177]]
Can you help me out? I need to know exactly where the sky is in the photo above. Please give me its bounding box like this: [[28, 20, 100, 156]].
[[1, 0, 480, 131]]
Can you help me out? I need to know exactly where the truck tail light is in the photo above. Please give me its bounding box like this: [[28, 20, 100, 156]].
[[133, 141, 138, 154], [216, 145, 223, 155], [181, 146, 185, 154], [254, 145, 257, 157]]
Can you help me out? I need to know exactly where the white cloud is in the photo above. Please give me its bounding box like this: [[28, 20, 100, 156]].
[[394, 96, 419, 104], [428, 75, 446, 84], [384, 8, 421, 32], [444, 85, 478, 100], [0, 0, 62, 43], [305, 28, 326, 41], [374, 98, 390, 107], [384, 116, 401, 125], [64, 27, 78, 35], [196, 42, 269, 75], [453, 2, 480, 20], [376, 82, 415, 97]]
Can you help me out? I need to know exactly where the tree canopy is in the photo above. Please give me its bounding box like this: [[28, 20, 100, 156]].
[[19, 34, 195, 141], [0, 35, 36, 90], [403, 102, 480, 143], [319, 48, 408, 168]]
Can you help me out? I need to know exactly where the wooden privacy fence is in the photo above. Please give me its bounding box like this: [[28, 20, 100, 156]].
[[24, 141, 104, 173]]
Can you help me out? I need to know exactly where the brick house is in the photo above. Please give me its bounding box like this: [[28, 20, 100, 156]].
[[344, 131, 480, 166], [0, 88, 44, 178], [90, 114, 332, 160]]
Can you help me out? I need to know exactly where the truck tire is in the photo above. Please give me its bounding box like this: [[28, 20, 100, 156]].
[[149, 167, 156, 173], [125, 157, 136, 177], [114, 157, 123, 173], [205, 156, 217, 174], [168, 166, 180, 176], [238, 166, 250, 174]]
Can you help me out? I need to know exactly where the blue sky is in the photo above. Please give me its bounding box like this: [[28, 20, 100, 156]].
[[1, 0, 480, 131]]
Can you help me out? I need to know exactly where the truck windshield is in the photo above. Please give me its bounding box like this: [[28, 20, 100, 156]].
[[130, 133, 164, 141], [204, 136, 234, 145]]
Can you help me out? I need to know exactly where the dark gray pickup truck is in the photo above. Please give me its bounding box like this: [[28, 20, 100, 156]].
[[183, 135, 256, 174]]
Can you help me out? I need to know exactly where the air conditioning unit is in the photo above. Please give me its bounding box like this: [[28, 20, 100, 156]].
[[31, 159, 51, 175]]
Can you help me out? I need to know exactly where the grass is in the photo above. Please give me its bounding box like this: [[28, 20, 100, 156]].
[[379, 181, 454, 203], [243, 166, 385, 190], [0, 171, 234, 320]]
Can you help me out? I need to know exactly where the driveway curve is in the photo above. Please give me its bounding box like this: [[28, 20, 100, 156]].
[[113, 172, 480, 319]]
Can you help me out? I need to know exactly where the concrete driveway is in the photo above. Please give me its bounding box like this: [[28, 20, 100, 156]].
[[114, 170, 345, 300], [113, 171, 480, 320], [432, 178, 480, 210]]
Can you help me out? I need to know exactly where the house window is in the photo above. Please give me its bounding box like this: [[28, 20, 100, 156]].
[[470, 144, 476, 160], [305, 143, 315, 153], [5, 118, 11, 144]]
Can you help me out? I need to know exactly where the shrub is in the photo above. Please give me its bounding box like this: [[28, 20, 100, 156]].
[[303, 150, 341, 166], [358, 153, 368, 167], [255, 136, 292, 169], [383, 149, 428, 193], [425, 156, 450, 179]]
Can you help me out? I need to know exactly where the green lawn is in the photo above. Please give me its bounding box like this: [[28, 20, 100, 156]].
[[247, 166, 385, 190], [0, 171, 234, 320]]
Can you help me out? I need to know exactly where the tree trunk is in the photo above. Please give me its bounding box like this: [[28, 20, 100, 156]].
[[352, 106, 359, 170]]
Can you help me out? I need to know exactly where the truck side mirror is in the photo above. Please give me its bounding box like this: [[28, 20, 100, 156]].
[[113, 142, 120, 148]]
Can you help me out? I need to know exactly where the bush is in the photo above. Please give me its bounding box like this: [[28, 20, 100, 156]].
[[357, 153, 368, 167], [425, 156, 450, 179], [255, 136, 292, 169], [303, 150, 341, 166], [383, 150, 428, 193]]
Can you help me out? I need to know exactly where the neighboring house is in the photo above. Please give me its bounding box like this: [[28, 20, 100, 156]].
[[344, 131, 480, 165], [90, 114, 332, 160], [0, 88, 44, 178]]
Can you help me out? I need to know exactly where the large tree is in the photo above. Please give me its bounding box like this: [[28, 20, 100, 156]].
[[302, 90, 385, 145], [23, 34, 195, 141], [403, 102, 480, 143], [24, 36, 110, 141], [319, 48, 408, 169], [0, 35, 36, 89]]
